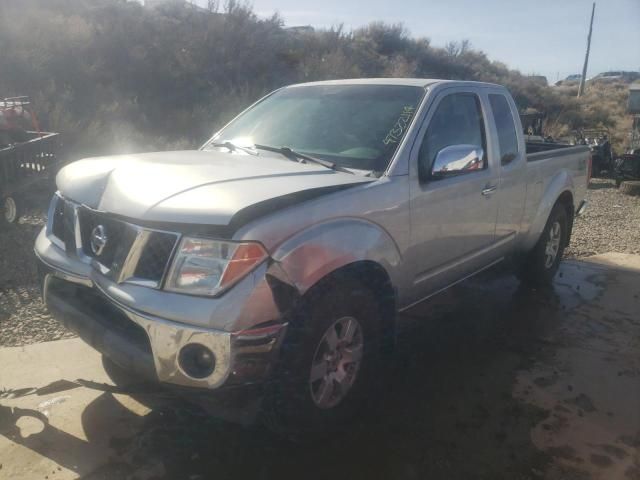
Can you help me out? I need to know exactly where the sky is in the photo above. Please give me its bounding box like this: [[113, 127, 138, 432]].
[[198, 0, 640, 83]]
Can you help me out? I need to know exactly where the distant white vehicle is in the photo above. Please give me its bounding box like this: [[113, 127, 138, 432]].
[[589, 71, 640, 83]]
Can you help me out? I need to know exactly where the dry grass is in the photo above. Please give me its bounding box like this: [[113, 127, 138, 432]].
[[551, 81, 635, 152]]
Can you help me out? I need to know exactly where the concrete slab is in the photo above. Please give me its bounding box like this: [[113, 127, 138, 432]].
[[0, 256, 639, 479], [581, 252, 640, 272], [0, 340, 155, 479]]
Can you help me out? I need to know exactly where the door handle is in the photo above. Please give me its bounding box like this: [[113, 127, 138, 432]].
[[481, 185, 497, 196]]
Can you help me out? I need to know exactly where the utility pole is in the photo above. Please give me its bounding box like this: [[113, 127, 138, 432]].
[[578, 2, 596, 98]]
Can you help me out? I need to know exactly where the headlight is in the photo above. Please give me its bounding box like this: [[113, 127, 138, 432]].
[[165, 237, 268, 296]]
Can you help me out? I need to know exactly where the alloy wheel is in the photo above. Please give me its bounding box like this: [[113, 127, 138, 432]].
[[309, 316, 364, 409], [544, 221, 561, 268]]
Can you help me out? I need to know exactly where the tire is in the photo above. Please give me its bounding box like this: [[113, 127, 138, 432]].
[[102, 355, 145, 387], [615, 178, 623, 188], [262, 278, 387, 436], [2, 195, 22, 226], [519, 204, 568, 286], [620, 180, 640, 196]]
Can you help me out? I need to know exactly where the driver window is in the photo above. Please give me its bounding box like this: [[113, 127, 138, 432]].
[[418, 93, 487, 177]]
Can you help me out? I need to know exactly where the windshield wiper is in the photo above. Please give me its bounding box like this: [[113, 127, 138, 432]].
[[210, 141, 258, 156], [253, 144, 354, 174]]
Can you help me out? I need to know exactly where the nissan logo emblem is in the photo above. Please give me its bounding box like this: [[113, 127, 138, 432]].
[[90, 225, 108, 256]]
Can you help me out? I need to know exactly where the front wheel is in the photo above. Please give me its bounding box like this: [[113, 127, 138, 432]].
[[101, 355, 142, 386], [262, 278, 386, 436], [519, 204, 568, 286]]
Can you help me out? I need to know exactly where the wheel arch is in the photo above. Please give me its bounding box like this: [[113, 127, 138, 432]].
[[556, 190, 575, 247], [523, 170, 575, 251], [267, 217, 401, 345], [270, 217, 403, 295], [297, 260, 397, 349], [306, 259, 396, 312]]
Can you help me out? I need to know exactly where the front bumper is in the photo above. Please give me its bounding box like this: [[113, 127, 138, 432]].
[[36, 229, 288, 392]]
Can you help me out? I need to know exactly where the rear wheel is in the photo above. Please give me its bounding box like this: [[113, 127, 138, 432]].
[[262, 278, 387, 436], [519, 204, 568, 286]]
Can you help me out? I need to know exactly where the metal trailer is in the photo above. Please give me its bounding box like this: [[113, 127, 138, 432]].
[[0, 130, 63, 225], [519, 110, 546, 140], [614, 84, 640, 189], [575, 128, 613, 177]]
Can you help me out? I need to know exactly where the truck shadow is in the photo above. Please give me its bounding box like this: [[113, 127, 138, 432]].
[[0, 262, 609, 479]]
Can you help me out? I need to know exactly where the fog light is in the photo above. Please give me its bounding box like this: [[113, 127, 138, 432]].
[[178, 343, 216, 379]]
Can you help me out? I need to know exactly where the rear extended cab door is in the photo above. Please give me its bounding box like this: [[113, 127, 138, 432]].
[[482, 87, 528, 257], [404, 84, 502, 306]]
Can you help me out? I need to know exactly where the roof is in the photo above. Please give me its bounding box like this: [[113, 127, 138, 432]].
[[286, 78, 503, 90], [288, 78, 438, 88]]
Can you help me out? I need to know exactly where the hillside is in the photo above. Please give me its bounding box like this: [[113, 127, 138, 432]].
[[0, 0, 634, 158], [551, 81, 635, 152]]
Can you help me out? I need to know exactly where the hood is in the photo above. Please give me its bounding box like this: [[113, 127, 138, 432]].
[[56, 150, 372, 227]]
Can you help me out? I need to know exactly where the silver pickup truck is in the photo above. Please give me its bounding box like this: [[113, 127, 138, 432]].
[[35, 79, 589, 432]]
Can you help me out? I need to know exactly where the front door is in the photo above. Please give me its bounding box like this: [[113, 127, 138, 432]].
[[407, 89, 500, 303]]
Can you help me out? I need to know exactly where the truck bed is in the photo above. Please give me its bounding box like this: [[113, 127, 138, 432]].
[[525, 140, 583, 159], [520, 141, 590, 251]]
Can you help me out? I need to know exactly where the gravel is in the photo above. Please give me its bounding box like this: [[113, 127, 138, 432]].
[[0, 285, 75, 345], [0, 211, 76, 347], [1, 178, 639, 347], [565, 178, 640, 258]]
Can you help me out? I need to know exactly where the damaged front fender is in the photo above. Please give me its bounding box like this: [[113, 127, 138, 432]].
[[268, 217, 402, 297]]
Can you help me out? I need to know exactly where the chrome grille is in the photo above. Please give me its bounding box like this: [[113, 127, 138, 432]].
[[77, 207, 137, 275], [51, 196, 66, 242], [48, 195, 179, 287], [134, 231, 177, 282], [49, 194, 75, 251]]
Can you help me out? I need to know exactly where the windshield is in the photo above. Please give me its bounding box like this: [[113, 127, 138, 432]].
[[205, 84, 424, 173]]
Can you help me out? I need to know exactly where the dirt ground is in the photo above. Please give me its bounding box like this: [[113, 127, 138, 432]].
[[1, 257, 639, 480]]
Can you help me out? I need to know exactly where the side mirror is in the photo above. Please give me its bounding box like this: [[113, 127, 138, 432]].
[[429, 144, 484, 179]]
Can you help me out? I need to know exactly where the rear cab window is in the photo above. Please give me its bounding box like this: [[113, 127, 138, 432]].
[[488, 93, 519, 165]]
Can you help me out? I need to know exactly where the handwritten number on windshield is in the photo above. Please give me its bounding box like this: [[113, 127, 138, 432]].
[[383, 106, 416, 145]]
